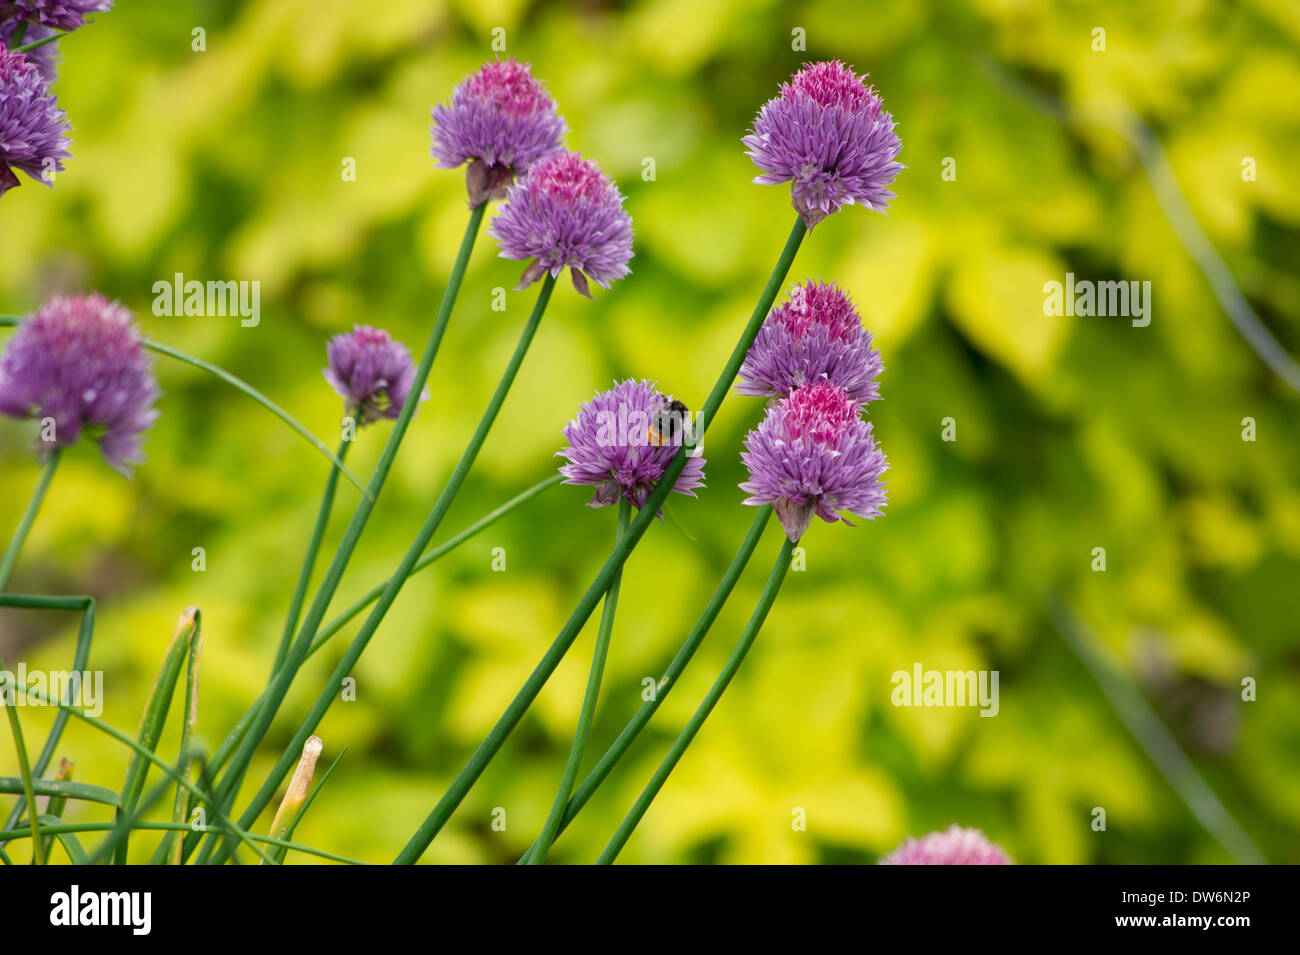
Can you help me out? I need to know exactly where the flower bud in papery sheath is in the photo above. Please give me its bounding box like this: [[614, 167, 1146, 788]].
[[490, 151, 634, 298], [323, 325, 425, 426], [739, 381, 886, 542], [557, 379, 705, 513], [0, 0, 112, 31], [430, 58, 567, 206], [743, 60, 903, 229], [880, 825, 1012, 865], [737, 280, 882, 404], [0, 293, 159, 476], [0, 45, 70, 195], [0, 21, 58, 82]]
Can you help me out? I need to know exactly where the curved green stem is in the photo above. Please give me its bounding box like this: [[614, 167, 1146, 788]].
[[0, 593, 93, 833], [177, 471, 560, 862], [527, 497, 630, 864], [517, 505, 772, 860], [0, 451, 61, 864], [209, 270, 558, 864], [203, 201, 487, 851], [272, 438, 351, 674], [395, 214, 807, 864], [0, 450, 59, 593], [598, 535, 796, 864]]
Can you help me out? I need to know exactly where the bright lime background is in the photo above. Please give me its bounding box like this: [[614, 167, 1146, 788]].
[[2, 0, 1299, 864]]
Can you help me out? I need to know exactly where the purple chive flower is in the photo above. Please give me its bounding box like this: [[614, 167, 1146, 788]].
[[743, 60, 903, 228], [491, 150, 634, 297], [430, 58, 567, 206], [738, 280, 882, 404], [558, 379, 705, 512], [880, 825, 1013, 865], [0, 0, 112, 31], [0, 21, 58, 82], [323, 325, 424, 426], [739, 380, 886, 541], [0, 293, 159, 476], [0, 44, 70, 195]]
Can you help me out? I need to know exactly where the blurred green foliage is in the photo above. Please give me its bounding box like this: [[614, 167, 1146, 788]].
[[2, 0, 1299, 864]]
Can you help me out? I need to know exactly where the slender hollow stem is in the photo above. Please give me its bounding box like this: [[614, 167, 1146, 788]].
[[0, 593, 94, 833], [0, 451, 61, 864], [598, 535, 796, 864], [208, 271, 558, 864], [0, 450, 60, 593], [13, 681, 269, 864], [395, 214, 808, 864], [517, 505, 772, 861], [200, 201, 487, 858], [527, 497, 631, 864], [272, 438, 352, 674], [178, 474, 561, 862]]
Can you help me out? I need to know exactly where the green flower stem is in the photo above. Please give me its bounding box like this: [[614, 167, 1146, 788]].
[[271, 438, 352, 674], [395, 214, 807, 864], [0, 820, 366, 865], [0, 317, 365, 493], [526, 497, 631, 865], [0, 593, 94, 833], [113, 608, 201, 864], [0, 451, 61, 864], [13, 680, 270, 864], [517, 504, 772, 861], [0, 450, 59, 593], [207, 271, 558, 865], [175, 473, 561, 862], [204, 201, 487, 843], [14, 32, 67, 55], [7, 22, 26, 48], [598, 534, 796, 864]]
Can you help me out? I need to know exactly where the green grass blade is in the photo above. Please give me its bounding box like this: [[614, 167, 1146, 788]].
[[0, 776, 119, 809], [36, 815, 88, 864]]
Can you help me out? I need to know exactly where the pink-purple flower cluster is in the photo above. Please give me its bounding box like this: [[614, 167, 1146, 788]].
[[0, 20, 57, 81], [1, 0, 112, 31], [323, 325, 423, 426], [0, 44, 69, 194], [880, 825, 1013, 865], [0, 293, 159, 475], [739, 381, 886, 541], [744, 60, 903, 228], [738, 280, 882, 404], [490, 150, 634, 297], [430, 58, 567, 206], [557, 379, 705, 512]]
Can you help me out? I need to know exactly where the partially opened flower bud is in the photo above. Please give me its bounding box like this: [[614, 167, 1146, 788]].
[[0, 44, 71, 195], [430, 58, 567, 206], [739, 381, 886, 541], [323, 325, 424, 426], [738, 280, 882, 404], [490, 151, 634, 297], [557, 379, 705, 512], [880, 825, 1012, 865], [0, 293, 159, 475], [743, 60, 903, 228]]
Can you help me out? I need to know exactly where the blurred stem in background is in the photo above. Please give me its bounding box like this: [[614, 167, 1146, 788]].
[[976, 54, 1300, 396], [1052, 603, 1265, 865], [271, 438, 352, 674], [0, 450, 62, 864], [516, 504, 773, 862], [207, 271, 559, 864], [598, 534, 797, 864], [526, 497, 631, 865], [395, 215, 809, 864], [198, 201, 488, 858]]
